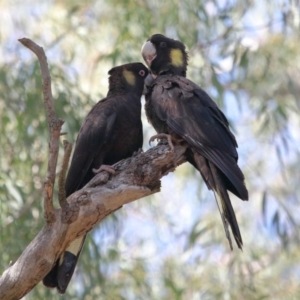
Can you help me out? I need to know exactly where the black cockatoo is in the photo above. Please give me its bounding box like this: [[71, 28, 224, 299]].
[[43, 62, 149, 293], [141, 34, 248, 250]]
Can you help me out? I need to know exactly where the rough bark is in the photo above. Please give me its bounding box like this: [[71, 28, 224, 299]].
[[0, 143, 187, 300], [18, 37, 64, 224]]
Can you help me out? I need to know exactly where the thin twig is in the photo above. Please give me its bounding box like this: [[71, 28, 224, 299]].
[[58, 140, 73, 211], [18, 38, 64, 224]]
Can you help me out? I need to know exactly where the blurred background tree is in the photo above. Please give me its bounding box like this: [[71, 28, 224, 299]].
[[0, 0, 300, 299]]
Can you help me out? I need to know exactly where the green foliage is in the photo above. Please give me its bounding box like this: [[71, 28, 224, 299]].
[[1, 0, 300, 299]]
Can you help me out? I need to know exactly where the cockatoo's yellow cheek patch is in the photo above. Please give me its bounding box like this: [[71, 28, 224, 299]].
[[170, 49, 184, 67], [123, 70, 136, 85]]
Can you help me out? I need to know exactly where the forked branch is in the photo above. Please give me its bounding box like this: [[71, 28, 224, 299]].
[[0, 38, 188, 300]]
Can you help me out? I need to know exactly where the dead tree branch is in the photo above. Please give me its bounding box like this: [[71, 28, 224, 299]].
[[0, 38, 189, 300], [58, 140, 73, 210], [18, 38, 64, 224], [0, 143, 187, 300]]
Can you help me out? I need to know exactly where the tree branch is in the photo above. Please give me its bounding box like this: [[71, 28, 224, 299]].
[[18, 38, 64, 224], [58, 140, 73, 211], [0, 38, 189, 300], [0, 143, 187, 300]]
